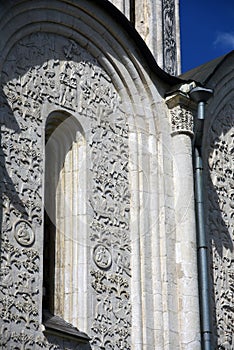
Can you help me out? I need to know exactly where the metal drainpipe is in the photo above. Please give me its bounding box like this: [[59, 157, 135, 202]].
[[189, 87, 213, 350]]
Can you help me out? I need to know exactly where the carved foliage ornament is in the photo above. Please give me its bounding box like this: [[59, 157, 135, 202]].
[[89, 93, 131, 349], [206, 104, 234, 348], [0, 32, 131, 349], [170, 105, 194, 136], [162, 0, 177, 75]]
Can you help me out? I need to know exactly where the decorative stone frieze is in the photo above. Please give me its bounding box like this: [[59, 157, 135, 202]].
[[205, 104, 234, 348], [162, 0, 178, 75], [89, 99, 131, 350], [0, 31, 131, 349]]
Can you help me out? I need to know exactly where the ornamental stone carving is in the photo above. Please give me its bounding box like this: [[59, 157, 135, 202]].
[[93, 245, 112, 270], [89, 96, 131, 349], [14, 220, 35, 246], [166, 90, 195, 137], [205, 104, 234, 349], [162, 0, 178, 75], [170, 105, 194, 136], [0, 31, 131, 349]]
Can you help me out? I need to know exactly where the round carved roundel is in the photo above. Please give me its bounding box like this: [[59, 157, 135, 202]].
[[93, 244, 112, 270], [14, 220, 35, 247]]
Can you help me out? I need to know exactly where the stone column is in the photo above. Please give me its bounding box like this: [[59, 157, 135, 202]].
[[166, 92, 201, 349]]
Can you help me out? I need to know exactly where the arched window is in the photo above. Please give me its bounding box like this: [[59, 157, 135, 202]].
[[43, 111, 87, 327]]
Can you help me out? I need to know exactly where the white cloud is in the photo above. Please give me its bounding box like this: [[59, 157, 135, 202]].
[[214, 32, 234, 49]]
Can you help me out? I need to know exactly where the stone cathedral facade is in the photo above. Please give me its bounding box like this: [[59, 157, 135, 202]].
[[0, 1, 233, 350]]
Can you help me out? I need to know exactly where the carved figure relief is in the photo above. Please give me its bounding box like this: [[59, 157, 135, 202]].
[[206, 104, 234, 349], [93, 244, 112, 270], [14, 220, 35, 246], [0, 32, 131, 349]]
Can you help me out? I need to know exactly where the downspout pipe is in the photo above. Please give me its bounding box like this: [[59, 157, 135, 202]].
[[189, 86, 213, 350]]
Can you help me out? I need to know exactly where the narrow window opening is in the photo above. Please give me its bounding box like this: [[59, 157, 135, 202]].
[[43, 210, 56, 312], [42, 111, 86, 326]]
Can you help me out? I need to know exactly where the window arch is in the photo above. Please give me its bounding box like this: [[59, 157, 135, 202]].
[[43, 111, 87, 327]]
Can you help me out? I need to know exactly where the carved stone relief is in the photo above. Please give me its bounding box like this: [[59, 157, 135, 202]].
[[162, 0, 177, 75], [89, 104, 131, 349], [206, 104, 234, 349], [0, 32, 131, 349], [14, 220, 35, 246], [170, 105, 194, 136]]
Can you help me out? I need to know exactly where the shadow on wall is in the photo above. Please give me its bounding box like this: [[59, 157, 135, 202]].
[[0, 34, 102, 348], [0, 94, 29, 250], [204, 105, 234, 348], [0, 29, 135, 349]]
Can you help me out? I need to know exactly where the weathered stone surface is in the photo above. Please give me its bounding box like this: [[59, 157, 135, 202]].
[[0, 1, 233, 350], [0, 2, 180, 349], [0, 30, 132, 349]]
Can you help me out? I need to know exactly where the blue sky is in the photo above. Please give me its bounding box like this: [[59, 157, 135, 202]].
[[180, 0, 234, 73]]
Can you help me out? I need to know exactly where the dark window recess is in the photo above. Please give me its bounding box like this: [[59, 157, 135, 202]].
[[43, 211, 56, 313]]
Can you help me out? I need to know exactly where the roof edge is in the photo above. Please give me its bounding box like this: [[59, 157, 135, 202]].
[[179, 51, 234, 85]]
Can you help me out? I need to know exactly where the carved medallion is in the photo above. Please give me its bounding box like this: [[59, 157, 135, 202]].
[[1, 31, 131, 349], [14, 220, 35, 246], [93, 244, 112, 270]]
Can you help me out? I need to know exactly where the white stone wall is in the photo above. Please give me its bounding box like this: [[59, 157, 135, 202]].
[[0, 1, 198, 349]]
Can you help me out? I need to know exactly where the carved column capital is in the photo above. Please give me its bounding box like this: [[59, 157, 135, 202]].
[[166, 92, 196, 137], [170, 104, 193, 136]]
